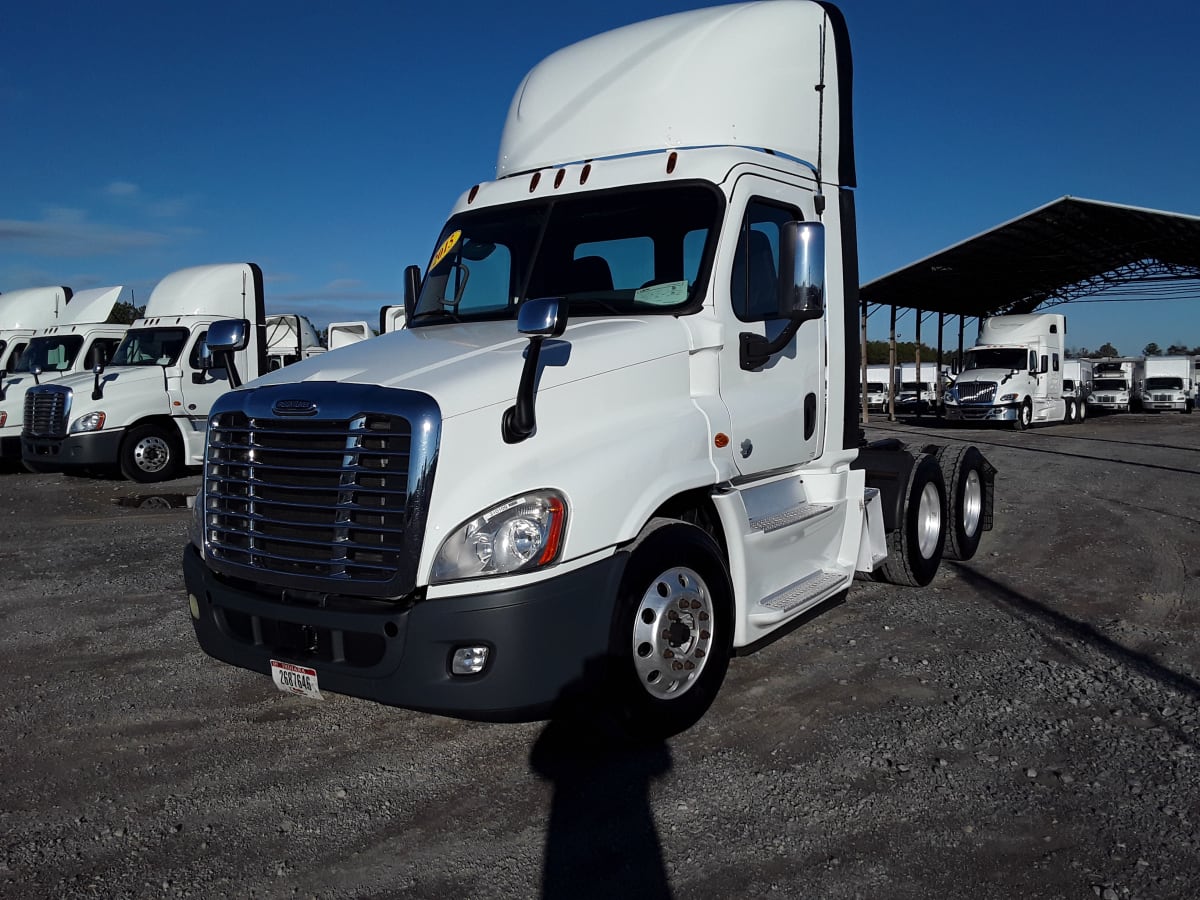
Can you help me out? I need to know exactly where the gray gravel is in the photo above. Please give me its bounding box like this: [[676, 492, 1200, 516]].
[[1, 411, 1198, 899]]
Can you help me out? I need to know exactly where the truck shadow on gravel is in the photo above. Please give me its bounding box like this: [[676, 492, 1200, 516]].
[[953, 563, 1200, 744], [530, 714, 673, 900]]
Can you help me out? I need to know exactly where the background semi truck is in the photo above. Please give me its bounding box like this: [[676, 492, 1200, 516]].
[[184, 0, 996, 738], [943, 312, 1076, 428], [0, 285, 130, 460], [23, 263, 279, 482], [0, 286, 71, 376], [895, 361, 943, 417], [1140, 356, 1194, 413], [1088, 358, 1144, 413]]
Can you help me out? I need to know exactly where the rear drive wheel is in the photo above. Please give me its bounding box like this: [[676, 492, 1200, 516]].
[[935, 445, 988, 561], [873, 454, 946, 586], [1012, 399, 1033, 431], [609, 520, 733, 741], [119, 424, 181, 483], [1077, 399, 1087, 422]]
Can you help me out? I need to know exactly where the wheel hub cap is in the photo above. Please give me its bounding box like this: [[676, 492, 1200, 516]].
[[632, 565, 713, 700]]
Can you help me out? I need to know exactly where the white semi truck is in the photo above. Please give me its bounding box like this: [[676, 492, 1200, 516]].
[[1088, 358, 1145, 413], [265, 314, 323, 371], [895, 362, 943, 417], [183, 1, 997, 738], [0, 286, 71, 375], [1140, 356, 1194, 413], [943, 312, 1075, 428], [862, 364, 896, 414], [22, 263, 277, 482], [0, 285, 130, 460]]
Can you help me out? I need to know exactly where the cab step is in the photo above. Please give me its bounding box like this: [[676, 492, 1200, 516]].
[[750, 569, 848, 625]]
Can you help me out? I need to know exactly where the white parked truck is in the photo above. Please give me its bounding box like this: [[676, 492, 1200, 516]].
[[1140, 356, 1194, 413], [0, 285, 71, 375], [895, 362, 942, 417], [0, 285, 130, 460], [22, 263, 277, 482], [1062, 358, 1093, 421], [183, 1, 997, 738], [265, 314, 323, 371], [943, 312, 1076, 428], [862, 364, 896, 414], [1088, 358, 1144, 413]]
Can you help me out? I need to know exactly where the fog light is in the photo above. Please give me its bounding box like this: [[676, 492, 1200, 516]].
[[188, 593, 200, 620], [451, 646, 489, 675]]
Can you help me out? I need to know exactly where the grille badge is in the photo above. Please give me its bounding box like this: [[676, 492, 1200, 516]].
[[272, 399, 318, 417]]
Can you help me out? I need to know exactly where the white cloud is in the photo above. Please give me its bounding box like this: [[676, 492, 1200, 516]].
[[104, 181, 140, 198], [0, 212, 170, 257]]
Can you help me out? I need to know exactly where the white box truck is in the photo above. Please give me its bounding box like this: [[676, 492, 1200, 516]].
[[895, 362, 942, 417], [1088, 358, 1144, 413], [0, 285, 130, 460], [22, 263, 298, 482], [1141, 356, 1194, 413], [1062, 358, 1093, 421], [183, 1, 997, 738], [943, 312, 1076, 428], [862, 363, 896, 414]]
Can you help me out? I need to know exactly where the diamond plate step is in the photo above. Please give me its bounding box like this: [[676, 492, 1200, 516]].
[[749, 502, 835, 534]]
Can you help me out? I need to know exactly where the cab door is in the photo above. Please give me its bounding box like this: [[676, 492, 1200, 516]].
[[717, 176, 824, 477]]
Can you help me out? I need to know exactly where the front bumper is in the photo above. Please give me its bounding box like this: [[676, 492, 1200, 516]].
[[22, 429, 124, 467], [1143, 400, 1187, 411], [184, 544, 628, 722], [943, 403, 1018, 422]]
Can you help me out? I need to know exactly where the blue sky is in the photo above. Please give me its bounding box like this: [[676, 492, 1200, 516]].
[[3, 0, 1197, 355]]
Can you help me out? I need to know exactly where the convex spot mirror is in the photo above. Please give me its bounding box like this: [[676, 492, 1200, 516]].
[[778, 220, 825, 322]]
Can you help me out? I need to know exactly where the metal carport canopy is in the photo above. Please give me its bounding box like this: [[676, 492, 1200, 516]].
[[859, 196, 1200, 319]]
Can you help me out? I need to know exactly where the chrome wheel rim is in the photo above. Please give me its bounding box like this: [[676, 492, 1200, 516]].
[[961, 469, 982, 538], [133, 435, 171, 474], [632, 566, 713, 700], [916, 482, 942, 559]]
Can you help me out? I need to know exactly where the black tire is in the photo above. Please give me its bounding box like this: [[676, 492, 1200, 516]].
[[1077, 399, 1087, 423], [1064, 398, 1077, 424], [119, 423, 181, 483], [873, 454, 946, 587], [1012, 399, 1033, 431], [934, 445, 987, 561], [608, 520, 733, 741]]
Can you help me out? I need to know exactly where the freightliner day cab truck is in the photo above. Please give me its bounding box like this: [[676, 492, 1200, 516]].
[[0, 285, 130, 460], [1088, 358, 1145, 414], [265, 314, 323, 371], [0, 285, 71, 379], [22, 264, 276, 482], [943, 313, 1077, 428], [1139, 356, 1193, 414], [184, 0, 997, 738]]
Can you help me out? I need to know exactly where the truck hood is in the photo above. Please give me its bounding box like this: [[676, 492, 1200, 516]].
[[36, 365, 169, 396], [246, 317, 694, 419], [955, 367, 1028, 387]]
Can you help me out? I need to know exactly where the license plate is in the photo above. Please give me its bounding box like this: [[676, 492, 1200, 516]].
[[270, 659, 323, 700]]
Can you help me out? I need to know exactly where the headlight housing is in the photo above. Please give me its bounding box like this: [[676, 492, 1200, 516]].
[[70, 411, 106, 433], [432, 490, 567, 583], [998, 393, 1018, 403]]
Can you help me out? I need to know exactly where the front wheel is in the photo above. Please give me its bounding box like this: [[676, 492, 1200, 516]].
[[608, 520, 733, 741], [119, 423, 181, 483], [1064, 398, 1077, 424], [1077, 399, 1087, 422], [1012, 399, 1033, 431]]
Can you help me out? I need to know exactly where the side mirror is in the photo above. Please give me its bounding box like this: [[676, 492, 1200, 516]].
[[206, 318, 250, 388], [778, 220, 825, 322], [503, 298, 569, 443], [403, 264, 421, 325], [517, 297, 567, 338]]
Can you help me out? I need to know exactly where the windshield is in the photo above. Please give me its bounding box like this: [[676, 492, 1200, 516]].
[[413, 183, 721, 325], [110, 327, 190, 367], [11, 335, 85, 373], [1145, 376, 1183, 390], [866, 382, 885, 392], [1094, 378, 1127, 390], [964, 348, 1027, 371]]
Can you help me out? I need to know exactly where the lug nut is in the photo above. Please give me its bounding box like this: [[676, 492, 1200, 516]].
[[695, 648, 706, 658], [700, 630, 710, 640], [673, 661, 684, 671], [684, 661, 695, 670]]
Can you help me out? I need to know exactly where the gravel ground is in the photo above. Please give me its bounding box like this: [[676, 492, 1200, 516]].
[[1, 412, 1197, 899]]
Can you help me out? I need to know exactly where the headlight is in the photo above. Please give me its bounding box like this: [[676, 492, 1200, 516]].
[[998, 393, 1018, 403], [944, 389, 958, 403], [432, 490, 567, 583], [70, 411, 106, 433]]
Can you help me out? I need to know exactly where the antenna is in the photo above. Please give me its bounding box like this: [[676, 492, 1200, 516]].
[[814, 17, 827, 217]]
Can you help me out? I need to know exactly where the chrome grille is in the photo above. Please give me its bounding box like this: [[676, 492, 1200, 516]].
[[24, 385, 71, 436], [202, 384, 441, 599], [954, 381, 996, 404]]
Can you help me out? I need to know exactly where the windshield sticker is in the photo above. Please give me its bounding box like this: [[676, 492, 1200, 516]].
[[634, 280, 688, 306], [429, 230, 462, 272]]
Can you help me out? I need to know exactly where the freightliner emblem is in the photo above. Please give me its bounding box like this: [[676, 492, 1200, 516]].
[[272, 399, 319, 416]]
